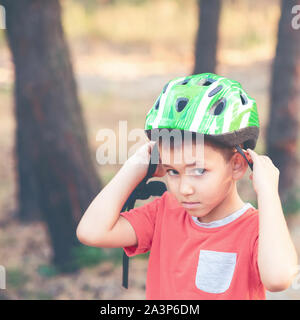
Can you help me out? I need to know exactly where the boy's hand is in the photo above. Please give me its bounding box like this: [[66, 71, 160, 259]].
[[246, 148, 280, 195], [125, 141, 166, 178]]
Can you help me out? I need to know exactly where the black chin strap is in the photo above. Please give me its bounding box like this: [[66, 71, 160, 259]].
[[235, 145, 253, 171], [122, 142, 167, 289]]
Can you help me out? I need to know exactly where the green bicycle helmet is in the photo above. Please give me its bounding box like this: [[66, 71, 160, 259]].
[[144, 73, 259, 150]]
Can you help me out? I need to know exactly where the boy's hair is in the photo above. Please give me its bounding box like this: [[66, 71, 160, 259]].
[[149, 129, 238, 164], [203, 136, 237, 163]]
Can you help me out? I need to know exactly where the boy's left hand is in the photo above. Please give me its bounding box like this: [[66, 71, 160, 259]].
[[246, 148, 280, 195]]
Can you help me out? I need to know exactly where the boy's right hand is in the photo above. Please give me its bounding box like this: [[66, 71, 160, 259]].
[[125, 141, 166, 178]]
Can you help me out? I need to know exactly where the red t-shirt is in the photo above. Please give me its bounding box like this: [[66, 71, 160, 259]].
[[120, 191, 266, 300]]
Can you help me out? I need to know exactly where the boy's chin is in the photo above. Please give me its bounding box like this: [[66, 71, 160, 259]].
[[184, 205, 217, 219], [184, 206, 207, 217]]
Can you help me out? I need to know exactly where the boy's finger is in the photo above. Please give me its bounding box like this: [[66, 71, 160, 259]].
[[247, 148, 257, 159], [241, 148, 253, 163], [247, 149, 266, 163]]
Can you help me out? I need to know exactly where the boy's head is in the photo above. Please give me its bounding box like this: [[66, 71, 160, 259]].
[[144, 73, 259, 220]]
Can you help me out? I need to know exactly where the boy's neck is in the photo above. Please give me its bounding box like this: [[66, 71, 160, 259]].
[[197, 185, 245, 223]]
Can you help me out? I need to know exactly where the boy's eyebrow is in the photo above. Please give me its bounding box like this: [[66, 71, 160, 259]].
[[162, 161, 206, 168]]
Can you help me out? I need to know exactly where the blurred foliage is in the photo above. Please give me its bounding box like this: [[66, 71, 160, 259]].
[[108, 0, 149, 5], [62, 0, 196, 47], [7, 268, 29, 289], [22, 290, 54, 300], [220, 0, 280, 51], [71, 0, 150, 14], [71, 245, 107, 268], [36, 246, 124, 277], [71, 245, 123, 268], [283, 187, 300, 215], [1, 0, 280, 56], [135, 251, 150, 260], [249, 200, 258, 209], [37, 264, 60, 278], [57, 0, 281, 70], [101, 169, 117, 185], [0, 32, 5, 46]]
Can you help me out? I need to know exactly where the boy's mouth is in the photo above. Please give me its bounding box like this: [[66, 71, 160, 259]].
[[181, 202, 201, 209]]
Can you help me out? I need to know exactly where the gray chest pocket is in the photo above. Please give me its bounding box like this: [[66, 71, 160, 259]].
[[195, 250, 237, 294]]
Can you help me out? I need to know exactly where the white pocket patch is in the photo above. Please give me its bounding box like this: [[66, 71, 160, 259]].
[[195, 250, 237, 294]]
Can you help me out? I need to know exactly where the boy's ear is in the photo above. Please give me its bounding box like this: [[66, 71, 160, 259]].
[[231, 151, 248, 179]]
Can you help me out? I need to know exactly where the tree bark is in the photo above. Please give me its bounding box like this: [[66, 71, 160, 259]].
[[266, 0, 300, 214], [1, 0, 102, 270], [193, 0, 221, 74]]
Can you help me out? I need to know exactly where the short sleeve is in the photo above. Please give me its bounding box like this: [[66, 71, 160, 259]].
[[120, 196, 163, 257]]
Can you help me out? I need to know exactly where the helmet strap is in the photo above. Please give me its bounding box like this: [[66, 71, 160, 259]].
[[235, 145, 253, 171]]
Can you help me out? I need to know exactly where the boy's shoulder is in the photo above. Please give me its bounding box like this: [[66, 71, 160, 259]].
[[233, 205, 259, 235]]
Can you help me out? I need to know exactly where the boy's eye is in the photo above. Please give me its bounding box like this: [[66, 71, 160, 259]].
[[166, 168, 206, 176], [166, 169, 178, 176], [193, 168, 206, 175]]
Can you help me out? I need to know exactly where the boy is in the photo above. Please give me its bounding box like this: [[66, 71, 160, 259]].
[[76, 73, 298, 300]]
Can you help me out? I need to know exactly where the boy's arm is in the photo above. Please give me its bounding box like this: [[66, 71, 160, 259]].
[[76, 141, 157, 248], [257, 190, 298, 291], [247, 149, 298, 292]]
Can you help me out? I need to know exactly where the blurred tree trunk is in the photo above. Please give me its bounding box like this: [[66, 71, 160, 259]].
[[266, 0, 300, 214], [193, 0, 221, 74], [1, 0, 102, 271]]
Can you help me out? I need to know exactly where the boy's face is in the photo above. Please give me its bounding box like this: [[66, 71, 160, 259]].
[[159, 141, 247, 219]]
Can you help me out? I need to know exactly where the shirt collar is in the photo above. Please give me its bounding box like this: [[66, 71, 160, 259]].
[[191, 203, 254, 228]]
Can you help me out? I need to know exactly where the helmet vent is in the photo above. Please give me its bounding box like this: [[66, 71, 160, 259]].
[[198, 78, 216, 86], [175, 97, 189, 112], [154, 97, 161, 110], [162, 82, 169, 93], [209, 98, 226, 116], [240, 93, 248, 105], [178, 78, 190, 85], [208, 85, 223, 97]]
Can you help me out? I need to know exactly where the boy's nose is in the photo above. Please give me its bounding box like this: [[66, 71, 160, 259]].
[[179, 176, 194, 196]]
